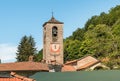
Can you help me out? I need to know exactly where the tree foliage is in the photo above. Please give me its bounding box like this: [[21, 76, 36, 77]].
[[16, 35, 37, 62], [67, 28, 85, 41], [64, 39, 81, 62], [64, 5, 120, 69], [34, 49, 43, 62]]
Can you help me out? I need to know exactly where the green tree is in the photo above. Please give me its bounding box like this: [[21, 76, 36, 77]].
[[63, 5, 120, 69], [85, 5, 120, 30], [34, 49, 43, 62], [80, 24, 113, 58], [64, 39, 81, 62], [16, 35, 37, 62], [68, 28, 85, 41], [85, 15, 99, 31]]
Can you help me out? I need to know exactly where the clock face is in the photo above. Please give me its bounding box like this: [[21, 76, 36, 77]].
[[50, 43, 60, 55]]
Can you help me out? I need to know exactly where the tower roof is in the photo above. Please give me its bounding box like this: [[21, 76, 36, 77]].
[[43, 16, 63, 26]]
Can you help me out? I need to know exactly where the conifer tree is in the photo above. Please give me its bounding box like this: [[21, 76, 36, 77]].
[[16, 35, 37, 62]]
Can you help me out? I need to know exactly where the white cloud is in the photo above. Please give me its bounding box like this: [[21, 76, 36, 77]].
[[0, 44, 17, 63]]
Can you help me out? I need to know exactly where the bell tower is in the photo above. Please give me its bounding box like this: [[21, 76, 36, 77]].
[[43, 16, 64, 65]]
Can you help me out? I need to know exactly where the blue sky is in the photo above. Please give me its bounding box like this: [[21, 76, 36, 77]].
[[0, 0, 120, 63]]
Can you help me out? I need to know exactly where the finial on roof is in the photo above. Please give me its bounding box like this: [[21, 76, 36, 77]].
[[51, 11, 55, 19], [52, 11, 54, 18], [43, 12, 63, 26]]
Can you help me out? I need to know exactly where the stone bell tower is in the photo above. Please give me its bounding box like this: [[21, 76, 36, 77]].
[[43, 16, 64, 65]]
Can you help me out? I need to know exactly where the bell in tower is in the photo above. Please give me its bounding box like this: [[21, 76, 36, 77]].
[[43, 16, 64, 65]]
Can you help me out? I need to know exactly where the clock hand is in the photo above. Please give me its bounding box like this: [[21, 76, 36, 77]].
[[54, 45, 56, 49]]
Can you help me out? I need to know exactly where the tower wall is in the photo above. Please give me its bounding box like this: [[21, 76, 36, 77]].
[[43, 22, 63, 64]]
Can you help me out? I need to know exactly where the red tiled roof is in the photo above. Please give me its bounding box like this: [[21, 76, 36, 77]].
[[65, 60, 78, 65], [77, 61, 99, 70], [0, 77, 24, 81], [0, 62, 49, 72], [0, 72, 35, 81], [64, 56, 100, 71], [11, 72, 35, 81], [62, 65, 76, 72], [76, 56, 100, 70]]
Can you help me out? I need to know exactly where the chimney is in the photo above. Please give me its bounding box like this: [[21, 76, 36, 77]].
[[29, 55, 34, 62], [0, 59, 1, 63]]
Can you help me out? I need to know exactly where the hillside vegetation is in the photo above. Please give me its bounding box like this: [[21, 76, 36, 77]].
[[64, 5, 120, 69]]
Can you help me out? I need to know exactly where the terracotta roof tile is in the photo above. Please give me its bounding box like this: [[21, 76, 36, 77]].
[[76, 56, 100, 70], [62, 65, 76, 72], [11, 72, 35, 81], [64, 56, 100, 71], [77, 61, 99, 70], [65, 60, 78, 65], [0, 62, 49, 72], [0, 77, 24, 81], [0, 72, 35, 81]]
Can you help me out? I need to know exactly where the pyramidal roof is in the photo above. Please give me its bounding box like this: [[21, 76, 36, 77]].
[[43, 16, 63, 26]]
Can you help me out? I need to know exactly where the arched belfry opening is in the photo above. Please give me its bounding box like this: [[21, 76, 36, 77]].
[[52, 26, 58, 42], [52, 26, 58, 37]]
